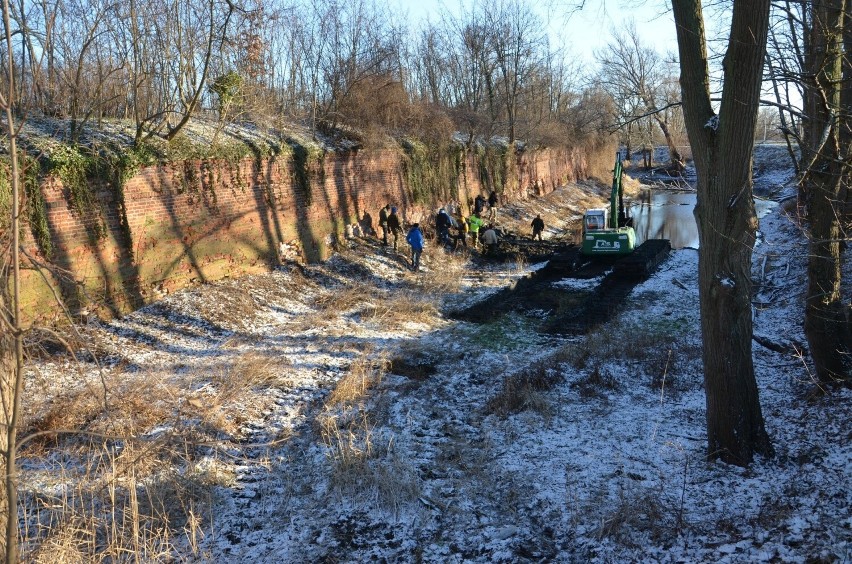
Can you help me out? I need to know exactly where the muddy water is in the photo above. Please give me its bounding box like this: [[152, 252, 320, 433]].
[[629, 191, 778, 249]]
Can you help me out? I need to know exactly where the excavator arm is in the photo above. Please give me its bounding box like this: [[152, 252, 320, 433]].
[[610, 154, 622, 229]]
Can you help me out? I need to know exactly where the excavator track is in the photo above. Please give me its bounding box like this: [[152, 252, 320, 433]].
[[611, 239, 672, 279], [451, 239, 671, 335], [546, 239, 671, 334]]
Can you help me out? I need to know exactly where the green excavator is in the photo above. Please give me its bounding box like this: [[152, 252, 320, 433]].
[[580, 153, 636, 257]]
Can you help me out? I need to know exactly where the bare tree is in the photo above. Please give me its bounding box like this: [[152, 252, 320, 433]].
[[672, 0, 774, 465], [597, 21, 684, 164], [764, 0, 851, 384], [484, 0, 545, 146], [412, 22, 449, 106], [442, 14, 496, 146], [7, 0, 60, 113], [800, 0, 850, 384], [53, 0, 125, 141], [309, 0, 404, 131], [161, 0, 234, 141], [765, 0, 808, 172], [1, 0, 26, 558]]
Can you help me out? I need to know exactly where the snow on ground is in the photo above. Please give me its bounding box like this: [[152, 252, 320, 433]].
[[20, 146, 851, 562]]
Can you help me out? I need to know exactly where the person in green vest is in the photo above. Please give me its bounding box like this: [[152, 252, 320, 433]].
[[467, 212, 484, 249]]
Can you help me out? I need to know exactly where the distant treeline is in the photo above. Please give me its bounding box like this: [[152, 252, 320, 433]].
[[0, 0, 621, 150]]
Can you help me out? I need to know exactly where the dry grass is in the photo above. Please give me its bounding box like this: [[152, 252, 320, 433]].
[[293, 281, 384, 332], [572, 366, 621, 399], [319, 355, 386, 471], [563, 457, 690, 549], [360, 291, 440, 330], [19, 348, 297, 561], [485, 359, 563, 417], [208, 351, 291, 399], [325, 354, 386, 409], [195, 351, 294, 438], [316, 353, 420, 510], [23, 365, 181, 455], [415, 245, 468, 293], [20, 438, 216, 563], [595, 485, 676, 544], [571, 317, 702, 396], [314, 283, 379, 315], [303, 265, 447, 332]]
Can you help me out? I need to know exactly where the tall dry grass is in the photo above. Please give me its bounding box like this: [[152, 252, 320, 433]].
[[20, 436, 218, 562], [317, 354, 420, 511], [19, 347, 295, 561]]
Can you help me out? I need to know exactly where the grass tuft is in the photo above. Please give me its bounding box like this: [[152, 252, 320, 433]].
[[485, 359, 563, 417]]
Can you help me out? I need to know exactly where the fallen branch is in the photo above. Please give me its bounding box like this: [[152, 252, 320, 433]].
[[753, 333, 806, 356]]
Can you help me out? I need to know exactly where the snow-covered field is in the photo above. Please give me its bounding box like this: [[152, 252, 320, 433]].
[[21, 146, 851, 562]]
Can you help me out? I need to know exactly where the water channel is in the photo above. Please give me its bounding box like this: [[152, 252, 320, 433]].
[[629, 190, 778, 249]]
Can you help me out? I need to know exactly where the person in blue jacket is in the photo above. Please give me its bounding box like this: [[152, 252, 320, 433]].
[[405, 223, 424, 271]]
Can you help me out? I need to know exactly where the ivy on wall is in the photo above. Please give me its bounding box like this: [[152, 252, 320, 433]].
[[402, 139, 465, 205], [0, 153, 53, 257], [47, 145, 105, 239], [475, 143, 510, 195], [289, 141, 325, 207]]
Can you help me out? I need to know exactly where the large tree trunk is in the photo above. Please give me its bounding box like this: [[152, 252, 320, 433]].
[[802, 0, 851, 385], [672, 0, 774, 465]]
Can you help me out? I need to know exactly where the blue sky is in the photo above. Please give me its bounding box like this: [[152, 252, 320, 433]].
[[393, 0, 681, 67]]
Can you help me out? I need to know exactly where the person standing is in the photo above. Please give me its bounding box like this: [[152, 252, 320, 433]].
[[378, 204, 391, 246], [474, 194, 486, 215], [481, 224, 499, 256], [467, 212, 484, 249], [453, 213, 469, 250], [487, 190, 499, 222], [435, 207, 453, 247], [387, 206, 402, 251], [531, 214, 545, 240], [406, 223, 425, 271]]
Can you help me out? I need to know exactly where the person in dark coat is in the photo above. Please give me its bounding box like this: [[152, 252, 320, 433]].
[[378, 204, 390, 245], [474, 194, 486, 215], [435, 208, 453, 247], [387, 206, 402, 250], [406, 223, 425, 271], [531, 214, 545, 240], [487, 191, 499, 221]]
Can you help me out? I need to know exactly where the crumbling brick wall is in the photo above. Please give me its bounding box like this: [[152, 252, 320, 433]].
[[21, 144, 598, 321]]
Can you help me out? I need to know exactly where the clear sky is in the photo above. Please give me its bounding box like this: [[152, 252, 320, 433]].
[[393, 0, 681, 69]]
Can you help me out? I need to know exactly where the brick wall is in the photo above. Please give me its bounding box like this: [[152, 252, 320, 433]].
[[21, 144, 600, 321]]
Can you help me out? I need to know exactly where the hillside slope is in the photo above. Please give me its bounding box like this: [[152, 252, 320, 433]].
[[19, 148, 851, 563]]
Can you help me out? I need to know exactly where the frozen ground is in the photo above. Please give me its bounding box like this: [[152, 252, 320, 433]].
[[20, 146, 851, 563]]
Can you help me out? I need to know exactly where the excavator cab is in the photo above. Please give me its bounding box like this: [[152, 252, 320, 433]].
[[579, 154, 636, 257], [584, 209, 607, 231]]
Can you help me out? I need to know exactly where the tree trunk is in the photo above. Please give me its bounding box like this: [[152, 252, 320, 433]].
[[653, 114, 682, 163], [0, 314, 13, 560], [625, 122, 632, 160], [672, 0, 774, 465], [2, 4, 26, 557], [802, 0, 850, 385]]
